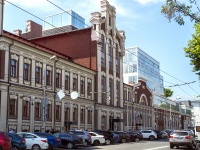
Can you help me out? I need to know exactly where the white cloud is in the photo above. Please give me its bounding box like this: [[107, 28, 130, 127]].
[[133, 0, 164, 5]]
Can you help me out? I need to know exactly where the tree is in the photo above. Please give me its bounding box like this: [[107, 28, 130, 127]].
[[184, 22, 200, 73], [164, 88, 173, 97], [161, 0, 200, 25]]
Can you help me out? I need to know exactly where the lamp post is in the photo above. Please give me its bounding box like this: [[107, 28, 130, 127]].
[[42, 55, 57, 132]]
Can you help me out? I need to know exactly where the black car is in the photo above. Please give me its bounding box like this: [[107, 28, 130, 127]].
[[111, 131, 130, 143], [93, 130, 115, 145], [126, 131, 143, 142], [9, 133, 27, 150], [153, 130, 162, 139], [53, 133, 84, 149]]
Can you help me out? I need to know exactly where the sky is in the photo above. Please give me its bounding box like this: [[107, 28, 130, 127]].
[[2, 0, 200, 101]]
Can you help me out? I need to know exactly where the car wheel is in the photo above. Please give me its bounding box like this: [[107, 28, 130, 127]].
[[149, 136, 155, 141], [12, 146, 20, 150], [93, 140, 100, 146], [135, 138, 140, 142], [83, 141, 88, 147], [121, 138, 126, 143], [32, 144, 41, 150], [105, 139, 111, 145], [66, 142, 74, 149], [170, 145, 174, 149]]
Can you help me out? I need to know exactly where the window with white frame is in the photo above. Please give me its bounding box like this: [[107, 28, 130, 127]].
[[87, 78, 92, 96], [108, 39, 113, 70], [55, 104, 61, 120], [101, 34, 105, 67], [46, 66, 52, 86], [35, 102, 40, 118], [116, 44, 119, 73], [73, 74, 78, 91], [9, 97, 17, 118], [80, 77, 85, 95], [65, 72, 70, 91], [109, 79, 113, 105], [116, 81, 120, 105], [101, 76, 106, 103], [35, 62, 42, 84], [23, 58, 31, 81], [10, 54, 19, 78], [56, 69, 61, 88], [22, 100, 29, 119]]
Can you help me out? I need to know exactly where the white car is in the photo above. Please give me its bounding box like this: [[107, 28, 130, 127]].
[[17, 132, 49, 149], [89, 132, 105, 146], [140, 130, 157, 141]]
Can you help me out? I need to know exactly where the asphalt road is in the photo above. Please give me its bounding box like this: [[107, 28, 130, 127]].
[[56, 139, 193, 150]]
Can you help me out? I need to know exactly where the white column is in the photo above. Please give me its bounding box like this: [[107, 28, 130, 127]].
[[0, 88, 8, 132], [30, 96, 35, 132], [78, 104, 80, 129], [92, 108, 94, 130], [62, 69, 65, 90], [4, 49, 9, 81], [106, 110, 110, 130], [120, 112, 123, 131], [77, 74, 80, 96], [19, 55, 24, 84]]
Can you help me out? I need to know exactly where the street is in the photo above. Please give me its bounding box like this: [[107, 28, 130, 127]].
[[55, 139, 192, 150]]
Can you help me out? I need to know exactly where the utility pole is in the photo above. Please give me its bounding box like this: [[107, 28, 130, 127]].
[[0, 0, 4, 36]]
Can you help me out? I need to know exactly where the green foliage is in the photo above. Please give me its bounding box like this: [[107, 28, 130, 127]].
[[161, 0, 200, 25], [164, 88, 173, 98], [184, 23, 200, 73]]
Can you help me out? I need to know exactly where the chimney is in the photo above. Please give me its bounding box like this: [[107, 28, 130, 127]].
[[13, 29, 22, 36], [0, 0, 4, 36]]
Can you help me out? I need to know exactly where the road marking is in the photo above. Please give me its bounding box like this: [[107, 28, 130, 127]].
[[144, 146, 168, 150]]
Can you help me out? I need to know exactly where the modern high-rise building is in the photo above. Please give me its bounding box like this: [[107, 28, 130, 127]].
[[123, 47, 164, 95]]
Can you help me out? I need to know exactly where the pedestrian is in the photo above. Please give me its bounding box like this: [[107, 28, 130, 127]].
[[9, 128, 14, 133]]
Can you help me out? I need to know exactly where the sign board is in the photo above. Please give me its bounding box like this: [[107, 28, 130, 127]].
[[57, 90, 65, 100]]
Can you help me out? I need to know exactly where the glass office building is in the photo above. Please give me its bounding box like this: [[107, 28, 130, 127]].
[[123, 47, 164, 95], [43, 10, 85, 30]]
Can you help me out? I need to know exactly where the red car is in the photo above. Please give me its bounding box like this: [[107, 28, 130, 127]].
[[0, 131, 12, 150]]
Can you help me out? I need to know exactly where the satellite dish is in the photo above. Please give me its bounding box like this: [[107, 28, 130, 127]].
[[70, 91, 78, 100]]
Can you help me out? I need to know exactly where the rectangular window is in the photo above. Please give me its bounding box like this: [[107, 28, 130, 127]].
[[80, 109, 84, 123], [73, 108, 77, 121], [65, 74, 70, 90], [46, 104, 51, 119], [108, 39, 113, 70], [88, 110, 92, 124], [109, 79, 113, 105], [10, 59, 17, 77], [56, 73, 61, 88], [23, 63, 29, 81], [56, 105, 60, 120], [116, 44, 119, 73], [87, 79, 92, 96], [101, 35, 105, 67], [35, 66, 41, 83], [35, 102, 40, 118], [46, 70, 52, 86], [116, 81, 120, 106], [80, 77, 85, 95], [101, 76, 106, 103], [23, 101, 29, 117], [73, 76, 78, 91], [9, 99, 16, 116]]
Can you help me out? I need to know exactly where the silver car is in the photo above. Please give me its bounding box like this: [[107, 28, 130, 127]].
[[169, 130, 196, 149]]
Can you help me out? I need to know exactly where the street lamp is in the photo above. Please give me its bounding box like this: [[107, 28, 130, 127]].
[[41, 55, 57, 132]]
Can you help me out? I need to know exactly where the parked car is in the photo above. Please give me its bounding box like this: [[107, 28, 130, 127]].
[[17, 132, 48, 150], [66, 130, 91, 146], [111, 131, 130, 143], [93, 130, 115, 145], [169, 130, 196, 149], [126, 131, 143, 142], [160, 131, 168, 139], [165, 130, 173, 137], [34, 132, 61, 150], [0, 131, 12, 150], [53, 133, 84, 149], [140, 130, 157, 141], [9, 133, 26, 150], [153, 130, 162, 139], [88, 132, 105, 146]]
